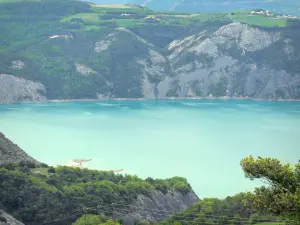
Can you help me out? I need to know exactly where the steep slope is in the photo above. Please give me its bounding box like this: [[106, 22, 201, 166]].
[[0, 166, 198, 225], [0, 133, 198, 225], [118, 190, 198, 224], [0, 211, 24, 225], [1, 21, 300, 101], [0, 132, 40, 166], [163, 22, 300, 99], [0, 0, 300, 102], [0, 74, 46, 104]]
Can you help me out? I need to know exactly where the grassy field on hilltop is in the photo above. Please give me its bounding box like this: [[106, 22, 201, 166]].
[[231, 14, 288, 27], [61, 12, 102, 23], [57, 1, 299, 31]]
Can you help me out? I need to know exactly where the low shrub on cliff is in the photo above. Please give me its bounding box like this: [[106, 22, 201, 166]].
[[0, 165, 192, 225]]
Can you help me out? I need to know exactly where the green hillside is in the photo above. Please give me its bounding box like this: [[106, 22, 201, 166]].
[[0, 162, 192, 225], [0, 0, 300, 102], [160, 195, 285, 225]]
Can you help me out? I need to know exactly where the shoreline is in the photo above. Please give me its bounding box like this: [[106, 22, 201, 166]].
[[2, 96, 300, 105]]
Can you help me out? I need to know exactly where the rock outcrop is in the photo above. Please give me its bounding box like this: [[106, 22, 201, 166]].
[[0, 211, 24, 225], [0, 74, 46, 104], [116, 190, 199, 224], [1, 22, 300, 103], [160, 22, 300, 99], [0, 132, 40, 166], [0, 133, 198, 225]]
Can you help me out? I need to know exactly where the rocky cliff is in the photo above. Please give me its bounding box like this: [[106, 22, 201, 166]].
[[0, 74, 46, 104], [0, 210, 24, 225], [0, 132, 198, 225], [117, 190, 198, 224], [0, 211, 24, 225], [3, 21, 298, 102], [163, 22, 300, 99], [1, 1, 300, 103], [0, 132, 40, 166]]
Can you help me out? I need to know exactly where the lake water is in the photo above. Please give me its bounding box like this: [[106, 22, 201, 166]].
[[0, 99, 299, 198]]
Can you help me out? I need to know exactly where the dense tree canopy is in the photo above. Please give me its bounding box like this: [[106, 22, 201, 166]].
[[241, 156, 300, 223], [159, 193, 280, 225], [0, 163, 192, 225], [72, 214, 121, 225]]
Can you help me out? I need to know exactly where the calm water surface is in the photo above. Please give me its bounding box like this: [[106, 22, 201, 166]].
[[0, 99, 299, 197]]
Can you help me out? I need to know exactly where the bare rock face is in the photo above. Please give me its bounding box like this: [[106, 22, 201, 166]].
[[160, 22, 300, 99], [211, 22, 280, 52], [0, 211, 24, 225], [75, 63, 97, 76], [0, 132, 40, 166], [94, 33, 117, 53], [11, 60, 25, 70], [118, 190, 199, 225], [1, 22, 300, 102], [0, 74, 46, 104], [139, 49, 169, 98]]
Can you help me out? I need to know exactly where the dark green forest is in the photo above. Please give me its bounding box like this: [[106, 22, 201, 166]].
[[0, 162, 191, 225], [1, 156, 299, 225]]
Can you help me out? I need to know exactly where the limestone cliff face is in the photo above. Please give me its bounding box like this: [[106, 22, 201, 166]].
[[0, 132, 40, 166], [0, 74, 46, 104], [0, 211, 24, 225], [117, 190, 199, 225], [1, 22, 300, 103], [160, 22, 300, 99]]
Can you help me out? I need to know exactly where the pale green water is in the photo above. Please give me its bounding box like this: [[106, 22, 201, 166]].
[[0, 100, 299, 198]]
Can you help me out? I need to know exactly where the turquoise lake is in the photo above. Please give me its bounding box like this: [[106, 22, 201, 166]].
[[0, 100, 299, 198]]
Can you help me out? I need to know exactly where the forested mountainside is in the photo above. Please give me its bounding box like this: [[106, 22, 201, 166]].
[[0, 133, 198, 225], [1, 132, 298, 225], [0, 132, 40, 166], [1, 0, 300, 104], [0, 164, 198, 225]]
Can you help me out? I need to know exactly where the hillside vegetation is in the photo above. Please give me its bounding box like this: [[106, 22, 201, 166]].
[[1, 0, 300, 103], [2, 158, 297, 225], [0, 162, 193, 225]]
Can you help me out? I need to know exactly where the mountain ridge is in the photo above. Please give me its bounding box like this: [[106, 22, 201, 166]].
[[0, 132, 40, 166], [0, 0, 300, 103]]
